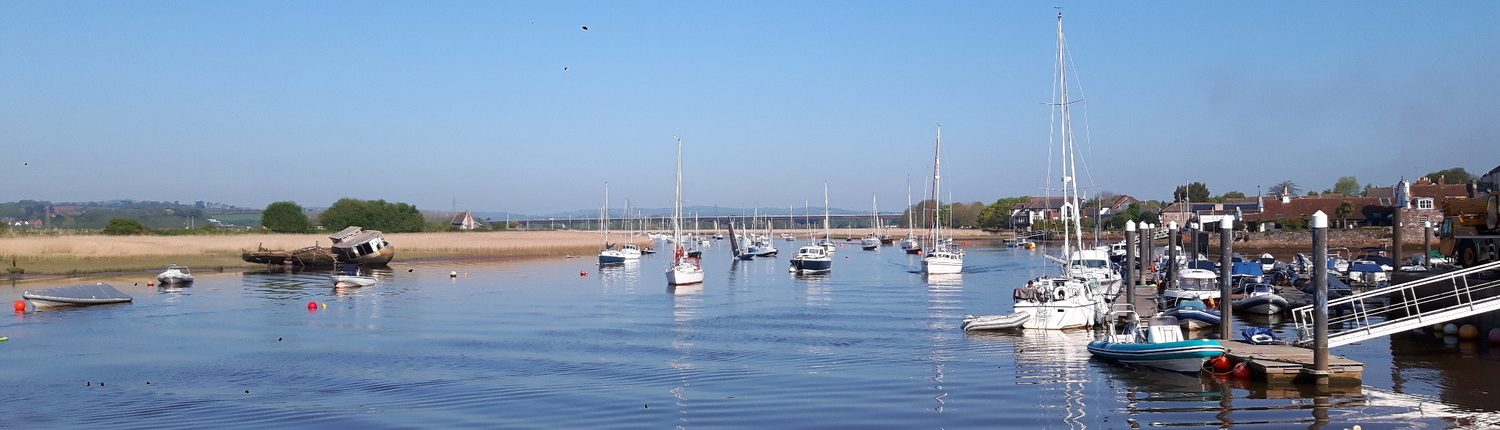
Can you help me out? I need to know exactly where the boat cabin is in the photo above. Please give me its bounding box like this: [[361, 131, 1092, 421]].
[[328, 226, 395, 266]]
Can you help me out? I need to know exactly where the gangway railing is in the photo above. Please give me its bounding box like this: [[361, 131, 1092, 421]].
[[1292, 260, 1500, 348]]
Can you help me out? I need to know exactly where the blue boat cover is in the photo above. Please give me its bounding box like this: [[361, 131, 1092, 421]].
[[1232, 262, 1263, 276], [1186, 260, 1217, 270], [1241, 327, 1278, 345], [1349, 262, 1382, 273]]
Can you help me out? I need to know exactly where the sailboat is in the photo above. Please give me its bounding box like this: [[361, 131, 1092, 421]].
[[861, 193, 881, 250], [900, 177, 921, 254], [598, 182, 630, 265], [666, 136, 705, 286], [967, 12, 1108, 331], [921, 125, 963, 274], [815, 183, 836, 253]]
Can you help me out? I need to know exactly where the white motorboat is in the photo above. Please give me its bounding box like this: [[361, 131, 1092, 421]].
[[1258, 253, 1278, 272], [332, 275, 379, 287], [961, 312, 1030, 331], [1068, 249, 1121, 296], [156, 264, 194, 285], [1164, 268, 1222, 309], [665, 136, 704, 286], [1233, 283, 1288, 314], [921, 125, 963, 274]]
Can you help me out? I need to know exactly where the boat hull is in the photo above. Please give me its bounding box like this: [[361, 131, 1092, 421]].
[[1233, 294, 1288, 315], [1086, 339, 1226, 373], [666, 264, 704, 285], [598, 251, 627, 265], [789, 258, 832, 273], [156, 273, 193, 285], [1013, 299, 1103, 330], [922, 257, 963, 274], [962, 313, 1030, 331]]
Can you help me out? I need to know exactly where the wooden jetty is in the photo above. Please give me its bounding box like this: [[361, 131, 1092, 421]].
[[1113, 284, 1363, 386]]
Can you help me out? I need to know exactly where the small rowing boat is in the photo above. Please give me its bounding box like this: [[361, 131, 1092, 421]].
[[961, 313, 1030, 332], [22, 283, 133, 308]]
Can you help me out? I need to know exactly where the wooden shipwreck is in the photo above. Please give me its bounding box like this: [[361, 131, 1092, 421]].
[[240, 226, 395, 267]]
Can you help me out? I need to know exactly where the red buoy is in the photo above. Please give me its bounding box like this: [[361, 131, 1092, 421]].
[[13, 300, 26, 313], [307, 301, 318, 310], [580, 270, 589, 277], [1231, 362, 1251, 379], [1210, 356, 1231, 372]]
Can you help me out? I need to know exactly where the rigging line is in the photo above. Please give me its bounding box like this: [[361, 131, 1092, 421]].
[[1064, 42, 1100, 197]]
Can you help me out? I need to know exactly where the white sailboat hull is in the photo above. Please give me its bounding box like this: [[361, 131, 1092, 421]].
[[666, 264, 704, 285], [921, 256, 963, 274], [1013, 296, 1104, 330]]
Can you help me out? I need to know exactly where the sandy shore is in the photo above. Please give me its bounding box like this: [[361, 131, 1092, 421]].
[[0, 228, 1012, 277]]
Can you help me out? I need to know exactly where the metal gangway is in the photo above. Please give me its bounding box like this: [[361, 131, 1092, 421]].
[[1292, 260, 1500, 348]]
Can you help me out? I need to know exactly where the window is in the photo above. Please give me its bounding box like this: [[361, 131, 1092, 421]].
[[1415, 198, 1434, 210]]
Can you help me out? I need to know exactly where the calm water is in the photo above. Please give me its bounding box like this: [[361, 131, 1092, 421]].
[[3, 242, 1499, 429]]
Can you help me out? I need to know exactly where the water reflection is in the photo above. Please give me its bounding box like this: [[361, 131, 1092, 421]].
[[597, 260, 641, 294], [670, 272, 702, 430]]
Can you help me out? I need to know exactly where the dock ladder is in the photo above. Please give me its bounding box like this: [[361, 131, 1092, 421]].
[[1292, 260, 1500, 348]]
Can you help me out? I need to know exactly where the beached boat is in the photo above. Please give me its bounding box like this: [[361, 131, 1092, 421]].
[[1233, 283, 1289, 315], [921, 125, 963, 274], [666, 136, 704, 286], [242, 244, 338, 267], [332, 275, 379, 287], [22, 283, 133, 308], [1088, 305, 1227, 373], [328, 226, 395, 266], [789, 245, 833, 274], [156, 264, 194, 285]]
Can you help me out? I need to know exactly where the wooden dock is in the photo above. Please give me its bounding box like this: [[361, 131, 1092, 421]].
[[1223, 341, 1363, 385], [1112, 285, 1364, 385]]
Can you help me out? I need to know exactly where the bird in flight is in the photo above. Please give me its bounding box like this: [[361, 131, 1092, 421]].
[[581, 25, 589, 31]]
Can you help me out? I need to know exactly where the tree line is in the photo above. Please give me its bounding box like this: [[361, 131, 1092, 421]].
[[261, 198, 424, 234]]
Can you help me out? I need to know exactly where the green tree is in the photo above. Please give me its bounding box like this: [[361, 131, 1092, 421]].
[[261, 201, 312, 233], [978, 196, 1031, 229], [318, 198, 424, 233], [1173, 182, 1211, 202], [102, 218, 148, 235], [1220, 191, 1246, 200], [1333, 176, 1361, 196], [1335, 200, 1355, 228], [1423, 167, 1474, 184]]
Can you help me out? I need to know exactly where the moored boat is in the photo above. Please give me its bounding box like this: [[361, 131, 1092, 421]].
[[665, 136, 705, 286], [1233, 283, 1289, 315], [1163, 299, 1222, 331], [1087, 305, 1227, 373], [156, 264, 194, 285], [332, 275, 379, 287], [961, 312, 1030, 331], [789, 245, 833, 274]]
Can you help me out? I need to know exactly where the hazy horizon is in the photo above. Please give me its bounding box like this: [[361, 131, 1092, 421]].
[[3, 2, 1496, 214]]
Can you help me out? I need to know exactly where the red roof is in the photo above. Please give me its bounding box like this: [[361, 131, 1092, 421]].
[[1242, 196, 1386, 223]]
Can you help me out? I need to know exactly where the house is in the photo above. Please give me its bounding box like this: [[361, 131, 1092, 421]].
[[1397, 176, 1473, 237], [1157, 197, 1264, 231], [451, 211, 482, 230], [1089, 195, 1139, 222], [1483, 164, 1500, 193], [1242, 195, 1392, 231], [1010, 196, 1067, 228]]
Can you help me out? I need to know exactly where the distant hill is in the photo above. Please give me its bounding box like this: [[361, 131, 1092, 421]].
[[0, 199, 259, 230]]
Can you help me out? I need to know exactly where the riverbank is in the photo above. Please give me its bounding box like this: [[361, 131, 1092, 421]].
[[0, 231, 655, 277]]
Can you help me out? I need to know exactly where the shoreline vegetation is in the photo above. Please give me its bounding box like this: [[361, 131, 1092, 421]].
[[0, 227, 1399, 279]]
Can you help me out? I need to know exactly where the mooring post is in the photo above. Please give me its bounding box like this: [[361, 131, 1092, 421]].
[[1126, 221, 1137, 305], [1424, 220, 1432, 267], [1143, 223, 1155, 288], [1311, 210, 1330, 385], [1167, 221, 1179, 289], [1392, 207, 1404, 275], [1219, 217, 1234, 340]]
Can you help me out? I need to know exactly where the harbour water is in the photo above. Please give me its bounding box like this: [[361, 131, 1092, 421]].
[[3, 242, 1498, 429]]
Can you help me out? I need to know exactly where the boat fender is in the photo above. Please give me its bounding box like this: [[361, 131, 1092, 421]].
[[1231, 362, 1251, 379]]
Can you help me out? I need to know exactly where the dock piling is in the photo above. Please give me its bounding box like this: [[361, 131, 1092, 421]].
[[1168, 221, 1179, 289], [1392, 207, 1404, 276], [1310, 210, 1330, 385], [1219, 217, 1234, 340], [1126, 221, 1137, 305], [1424, 220, 1432, 267]]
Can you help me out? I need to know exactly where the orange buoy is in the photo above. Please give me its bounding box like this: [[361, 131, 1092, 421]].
[[13, 300, 26, 313], [1231, 362, 1251, 379]]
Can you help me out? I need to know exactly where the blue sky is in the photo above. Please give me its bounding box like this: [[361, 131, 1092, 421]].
[[3, 1, 1496, 214]]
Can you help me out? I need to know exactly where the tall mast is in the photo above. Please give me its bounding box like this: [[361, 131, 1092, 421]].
[[672, 136, 684, 259], [602, 181, 609, 245], [823, 182, 831, 241], [931, 124, 944, 248], [1055, 12, 1084, 260], [906, 175, 914, 238], [871, 193, 880, 237]]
